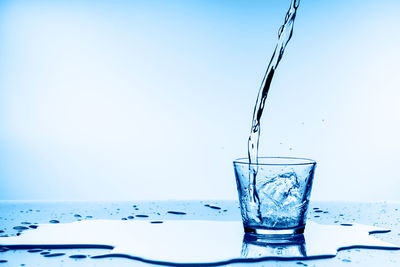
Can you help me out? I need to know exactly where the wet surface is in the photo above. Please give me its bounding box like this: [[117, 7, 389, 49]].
[[167, 211, 187, 215], [0, 201, 399, 266], [69, 254, 87, 259], [1, 219, 399, 265]]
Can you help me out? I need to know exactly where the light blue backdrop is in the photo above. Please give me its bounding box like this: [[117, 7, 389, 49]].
[[1, 0, 399, 201]]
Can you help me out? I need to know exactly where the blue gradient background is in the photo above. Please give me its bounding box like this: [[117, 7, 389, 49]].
[[1, 0, 399, 201]]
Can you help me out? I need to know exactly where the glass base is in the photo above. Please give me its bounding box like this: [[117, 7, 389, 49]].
[[244, 226, 305, 240]]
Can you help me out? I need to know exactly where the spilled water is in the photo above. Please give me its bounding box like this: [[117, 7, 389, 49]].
[[247, 0, 300, 209], [0, 220, 399, 265]]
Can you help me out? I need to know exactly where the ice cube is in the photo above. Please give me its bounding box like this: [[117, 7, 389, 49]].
[[257, 172, 300, 208]]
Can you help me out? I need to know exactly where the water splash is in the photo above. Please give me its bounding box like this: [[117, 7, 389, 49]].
[[247, 0, 300, 213]]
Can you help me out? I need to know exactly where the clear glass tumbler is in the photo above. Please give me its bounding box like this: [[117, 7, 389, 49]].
[[233, 157, 316, 236]]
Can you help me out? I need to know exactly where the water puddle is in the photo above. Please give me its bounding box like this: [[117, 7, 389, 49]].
[[0, 220, 398, 265]]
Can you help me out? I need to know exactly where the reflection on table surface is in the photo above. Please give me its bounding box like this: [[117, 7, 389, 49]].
[[0, 201, 399, 266]]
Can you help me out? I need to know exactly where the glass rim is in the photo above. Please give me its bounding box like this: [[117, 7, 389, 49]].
[[233, 157, 316, 166]]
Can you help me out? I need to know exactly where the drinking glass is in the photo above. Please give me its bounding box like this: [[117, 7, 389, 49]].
[[233, 157, 316, 236]]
